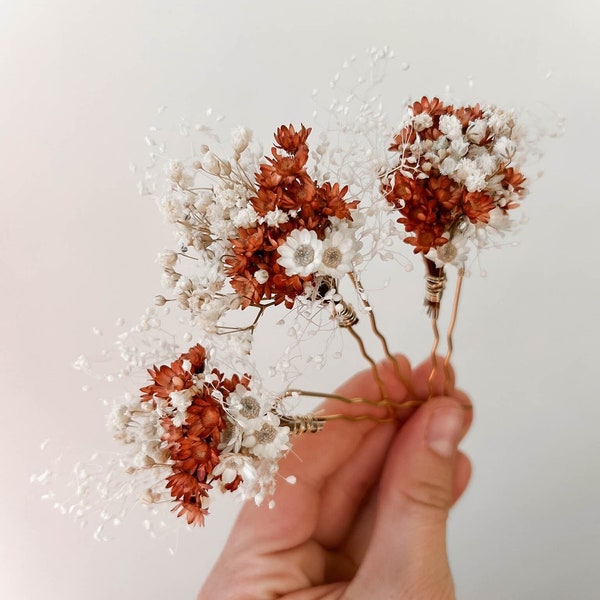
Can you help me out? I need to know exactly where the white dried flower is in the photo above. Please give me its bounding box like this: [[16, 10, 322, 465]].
[[493, 136, 517, 161], [169, 389, 194, 427], [254, 269, 269, 285], [231, 126, 253, 154], [157, 250, 178, 268], [425, 233, 470, 268], [276, 229, 323, 277], [201, 151, 221, 175], [466, 119, 488, 144], [318, 226, 361, 278], [263, 209, 290, 226], [412, 112, 433, 132], [242, 413, 290, 460], [439, 156, 458, 176], [439, 114, 462, 140], [450, 136, 469, 157], [213, 454, 257, 486]]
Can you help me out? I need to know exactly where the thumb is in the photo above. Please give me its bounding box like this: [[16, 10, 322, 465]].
[[349, 397, 470, 598]]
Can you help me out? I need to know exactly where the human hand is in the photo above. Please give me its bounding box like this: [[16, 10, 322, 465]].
[[199, 356, 473, 599]]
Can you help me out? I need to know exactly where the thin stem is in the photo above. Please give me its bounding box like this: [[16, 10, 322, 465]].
[[281, 389, 425, 412], [443, 268, 465, 396], [346, 325, 389, 401], [216, 302, 272, 335], [319, 413, 396, 425], [348, 272, 415, 396], [428, 314, 440, 399], [282, 389, 390, 408]]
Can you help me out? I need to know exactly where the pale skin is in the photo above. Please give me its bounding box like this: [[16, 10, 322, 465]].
[[199, 356, 473, 600]]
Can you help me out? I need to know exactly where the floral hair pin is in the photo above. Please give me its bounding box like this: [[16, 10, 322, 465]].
[[35, 50, 555, 535], [382, 96, 528, 394]]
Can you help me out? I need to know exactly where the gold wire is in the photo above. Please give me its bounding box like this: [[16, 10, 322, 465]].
[[423, 256, 446, 318], [348, 272, 415, 397], [281, 389, 392, 408], [280, 389, 425, 412], [332, 298, 389, 401], [278, 412, 397, 433], [443, 268, 465, 396], [334, 300, 359, 327], [345, 325, 389, 401], [319, 413, 396, 425], [428, 314, 441, 399], [278, 414, 326, 434]]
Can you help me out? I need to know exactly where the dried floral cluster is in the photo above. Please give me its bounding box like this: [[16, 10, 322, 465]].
[[115, 343, 290, 526], [382, 97, 527, 267], [155, 123, 365, 340], [226, 124, 361, 308]]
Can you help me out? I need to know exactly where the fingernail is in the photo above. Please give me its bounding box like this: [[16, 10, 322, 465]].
[[427, 406, 465, 457]]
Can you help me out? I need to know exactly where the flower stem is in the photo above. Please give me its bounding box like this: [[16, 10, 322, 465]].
[[428, 314, 440, 399], [345, 325, 389, 401], [348, 272, 414, 396], [443, 268, 465, 396]]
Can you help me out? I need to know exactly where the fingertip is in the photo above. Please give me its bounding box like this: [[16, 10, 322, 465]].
[[426, 395, 472, 440]]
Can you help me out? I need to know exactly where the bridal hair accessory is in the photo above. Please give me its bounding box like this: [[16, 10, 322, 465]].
[[34, 49, 557, 535]]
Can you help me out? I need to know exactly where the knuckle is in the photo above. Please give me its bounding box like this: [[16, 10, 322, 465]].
[[400, 476, 452, 513]]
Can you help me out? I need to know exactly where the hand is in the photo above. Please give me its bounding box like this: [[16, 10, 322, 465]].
[[199, 356, 473, 599]]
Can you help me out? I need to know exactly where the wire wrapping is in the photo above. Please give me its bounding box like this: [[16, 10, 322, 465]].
[[279, 414, 325, 434], [424, 272, 447, 305], [334, 299, 359, 328]]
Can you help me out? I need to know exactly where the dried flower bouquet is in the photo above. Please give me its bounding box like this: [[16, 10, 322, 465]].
[[39, 50, 552, 536]]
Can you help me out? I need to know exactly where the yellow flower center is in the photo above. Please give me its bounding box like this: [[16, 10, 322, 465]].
[[323, 247, 343, 268], [294, 245, 315, 266], [437, 242, 457, 263]]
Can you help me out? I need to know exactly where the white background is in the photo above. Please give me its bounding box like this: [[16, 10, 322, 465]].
[[1, 1, 599, 599]]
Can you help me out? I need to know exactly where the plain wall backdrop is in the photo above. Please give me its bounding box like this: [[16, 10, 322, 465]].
[[1, 1, 599, 598]]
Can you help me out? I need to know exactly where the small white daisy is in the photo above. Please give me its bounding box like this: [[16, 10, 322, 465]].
[[425, 233, 470, 268], [276, 229, 323, 277], [228, 385, 264, 422], [242, 412, 290, 460], [318, 226, 361, 278]]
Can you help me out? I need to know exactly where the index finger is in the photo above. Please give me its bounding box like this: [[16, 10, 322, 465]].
[[280, 354, 413, 488]]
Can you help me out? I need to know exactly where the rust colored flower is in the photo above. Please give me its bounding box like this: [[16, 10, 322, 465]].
[[181, 344, 206, 374], [462, 192, 496, 224], [140, 360, 193, 403], [411, 96, 448, 118], [186, 399, 226, 441], [274, 123, 312, 154], [501, 166, 526, 199], [166, 472, 210, 503], [169, 438, 221, 478], [455, 103, 484, 127], [174, 499, 210, 527], [385, 173, 457, 253]]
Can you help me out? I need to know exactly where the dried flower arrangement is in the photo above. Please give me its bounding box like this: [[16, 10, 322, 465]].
[[35, 48, 554, 537]]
